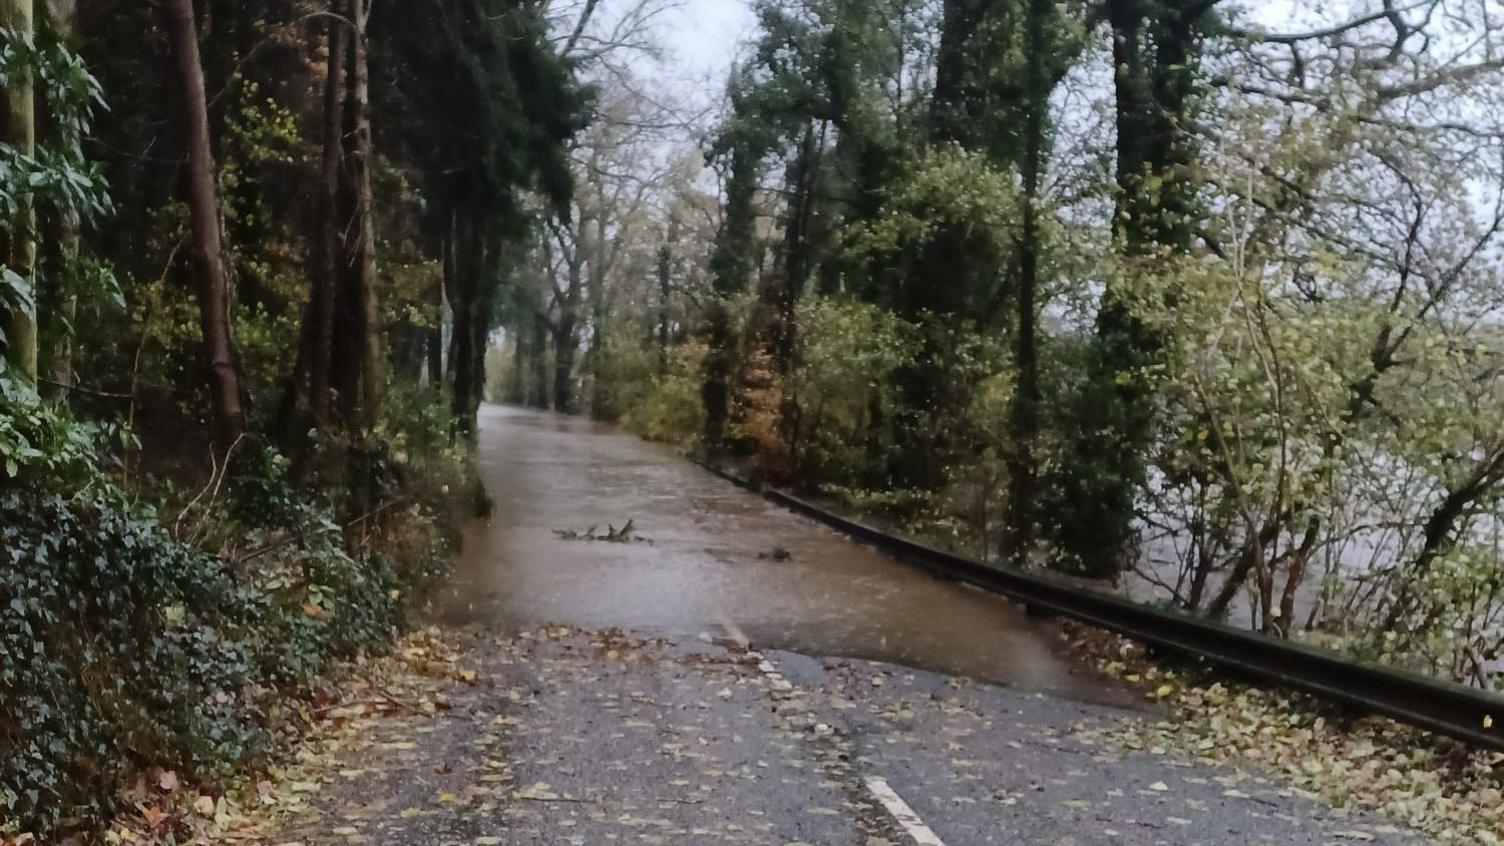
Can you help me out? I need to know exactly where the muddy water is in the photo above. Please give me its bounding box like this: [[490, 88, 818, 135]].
[[438, 405, 1111, 701]]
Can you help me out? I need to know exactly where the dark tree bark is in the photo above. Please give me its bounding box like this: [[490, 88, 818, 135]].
[[349, 0, 381, 433], [507, 324, 526, 404], [1051, 0, 1209, 577], [426, 276, 444, 390], [764, 123, 819, 377], [38, 0, 78, 398], [164, 0, 245, 450], [529, 310, 549, 409], [447, 215, 476, 430], [552, 218, 584, 415], [0, 0, 36, 382], [655, 241, 672, 377], [1002, 0, 1052, 565], [586, 208, 609, 419], [310, 1, 347, 427], [701, 137, 759, 452]]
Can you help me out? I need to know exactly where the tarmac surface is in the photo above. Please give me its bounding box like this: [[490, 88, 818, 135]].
[[260, 406, 1424, 845], [266, 628, 1422, 845]]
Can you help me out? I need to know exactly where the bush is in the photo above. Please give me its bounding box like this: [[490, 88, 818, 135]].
[[0, 379, 458, 837], [1, 484, 256, 831], [622, 341, 705, 444]]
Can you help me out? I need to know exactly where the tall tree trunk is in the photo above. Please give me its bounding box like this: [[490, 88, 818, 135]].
[[1051, 0, 1206, 577], [1002, 0, 1050, 564], [40, 209, 77, 397], [586, 214, 608, 419], [760, 123, 819, 378], [508, 324, 526, 404], [447, 214, 475, 431], [553, 224, 583, 414], [349, 0, 381, 433], [529, 310, 548, 409], [39, 0, 78, 398], [655, 242, 672, 377], [701, 137, 758, 452], [0, 0, 36, 383], [468, 267, 489, 415], [310, 1, 346, 427], [164, 0, 244, 450], [440, 209, 459, 395], [427, 276, 444, 389], [552, 309, 578, 414]]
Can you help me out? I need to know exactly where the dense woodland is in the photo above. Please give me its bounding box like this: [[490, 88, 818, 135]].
[[492, 0, 1504, 692], [3, 0, 1504, 837], [0, 0, 589, 834]]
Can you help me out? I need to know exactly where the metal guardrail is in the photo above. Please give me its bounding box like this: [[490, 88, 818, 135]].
[[691, 458, 1504, 751]]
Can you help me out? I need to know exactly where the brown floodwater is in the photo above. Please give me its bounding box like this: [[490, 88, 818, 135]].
[[437, 404, 1112, 701]]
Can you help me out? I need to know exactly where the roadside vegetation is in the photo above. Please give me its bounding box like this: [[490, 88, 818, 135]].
[[488, 0, 1504, 694], [7, 0, 1504, 840], [0, 0, 586, 838]]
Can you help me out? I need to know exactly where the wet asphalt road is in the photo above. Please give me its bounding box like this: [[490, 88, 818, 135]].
[[267, 629, 1422, 845], [261, 406, 1424, 845], [439, 405, 1103, 700]]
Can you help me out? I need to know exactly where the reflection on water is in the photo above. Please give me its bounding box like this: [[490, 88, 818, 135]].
[[438, 404, 1116, 702]]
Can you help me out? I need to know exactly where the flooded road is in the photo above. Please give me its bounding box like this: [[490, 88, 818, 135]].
[[439, 404, 1107, 700]]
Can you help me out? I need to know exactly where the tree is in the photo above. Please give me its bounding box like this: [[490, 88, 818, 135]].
[[349, 0, 381, 433], [163, 0, 245, 451], [701, 99, 764, 452], [1002, 0, 1079, 563], [1048, 0, 1216, 577], [310, 0, 347, 429], [0, 0, 36, 382], [371, 0, 587, 435]]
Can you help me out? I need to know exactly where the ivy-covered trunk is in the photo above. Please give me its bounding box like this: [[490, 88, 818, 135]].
[[0, 0, 36, 383], [1050, 0, 1208, 578], [701, 135, 758, 453], [1002, 0, 1053, 564]]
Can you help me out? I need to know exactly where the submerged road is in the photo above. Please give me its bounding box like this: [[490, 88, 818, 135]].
[[268, 405, 1423, 845], [439, 404, 1100, 698]]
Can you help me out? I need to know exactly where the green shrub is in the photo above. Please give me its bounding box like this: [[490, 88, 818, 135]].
[[0, 484, 259, 831], [0, 380, 453, 837], [622, 341, 705, 444]]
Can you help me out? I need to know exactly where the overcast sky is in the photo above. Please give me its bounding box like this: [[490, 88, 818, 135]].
[[659, 0, 757, 79], [642, 0, 1319, 92]]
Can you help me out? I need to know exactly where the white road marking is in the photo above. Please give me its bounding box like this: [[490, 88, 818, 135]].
[[864, 776, 947, 846], [717, 621, 935, 843], [756, 658, 793, 691], [718, 617, 796, 691]]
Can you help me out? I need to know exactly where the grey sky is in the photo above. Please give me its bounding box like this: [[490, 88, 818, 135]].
[[644, 0, 1316, 94], [660, 0, 756, 78]]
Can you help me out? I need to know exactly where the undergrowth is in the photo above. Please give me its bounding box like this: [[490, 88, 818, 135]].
[[0, 379, 471, 839]]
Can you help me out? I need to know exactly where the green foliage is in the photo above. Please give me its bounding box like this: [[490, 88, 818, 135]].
[[0, 378, 459, 838], [0, 22, 114, 365], [1, 483, 249, 830], [0, 467, 410, 833], [845, 146, 1020, 264], [766, 296, 916, 483], [0, 427, 448, 837], [0, 376, 105, 482], [622, 342, 706, 444]]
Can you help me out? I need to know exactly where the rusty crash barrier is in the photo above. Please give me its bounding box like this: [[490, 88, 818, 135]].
[[690, 457, 1504, 751]]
